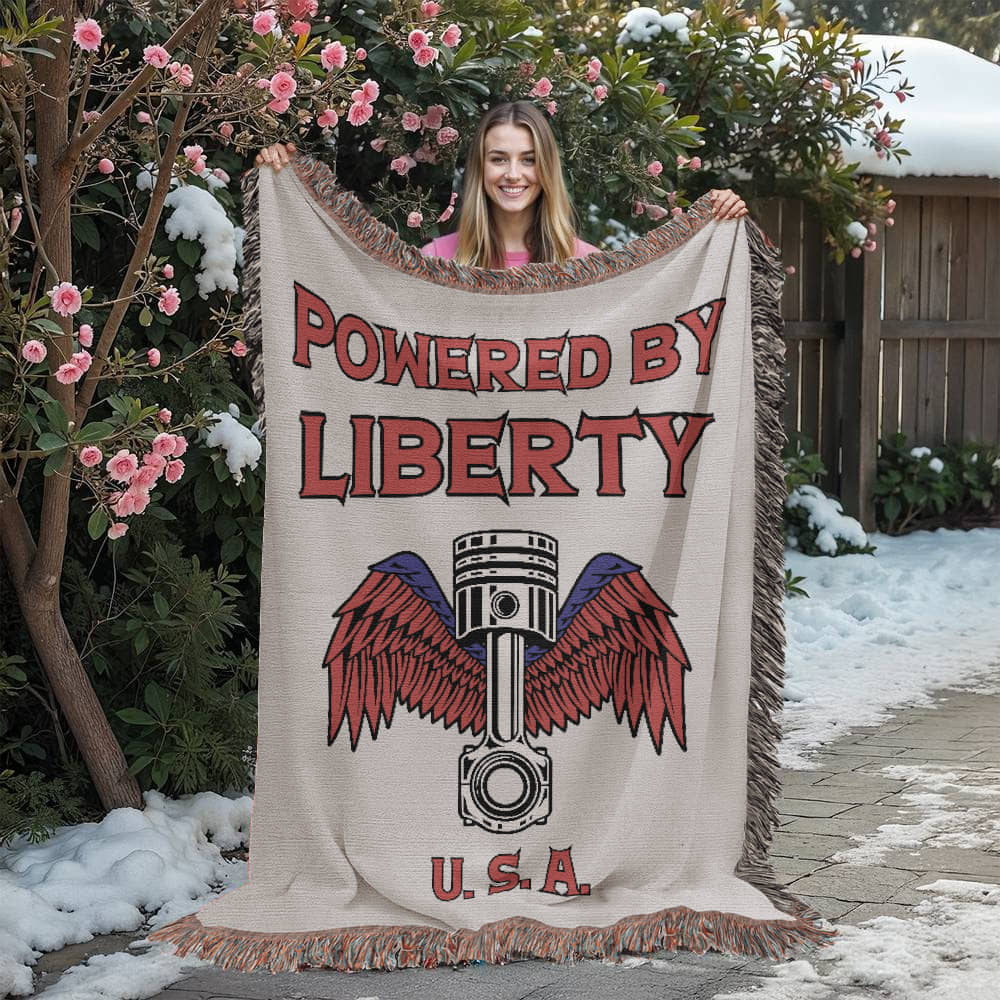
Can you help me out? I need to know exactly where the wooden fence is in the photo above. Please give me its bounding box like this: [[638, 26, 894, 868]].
[[754, 176, 1000, 529]]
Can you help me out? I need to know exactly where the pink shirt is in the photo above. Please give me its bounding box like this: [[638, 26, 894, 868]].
[[420, 230, 601, 269]]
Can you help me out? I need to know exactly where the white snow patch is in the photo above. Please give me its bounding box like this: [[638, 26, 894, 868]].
[[782, 527, 1000, 767], [785, 484, 870, 555], [198, 406, 262, 485], [162, 185, 240, 298]]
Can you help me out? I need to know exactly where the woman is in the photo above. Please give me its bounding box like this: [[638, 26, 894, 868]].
[[256, 100, 747, 268]]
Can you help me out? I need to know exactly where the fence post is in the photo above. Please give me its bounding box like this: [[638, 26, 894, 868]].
[[840, 242, 882, 531]]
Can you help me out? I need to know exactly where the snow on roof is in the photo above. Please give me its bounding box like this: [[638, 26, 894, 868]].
[[840, 34, 1000, 179]]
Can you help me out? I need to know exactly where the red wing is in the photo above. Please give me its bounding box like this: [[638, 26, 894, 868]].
[[324, 567, 485, 749], [524, 568, 690, 753]]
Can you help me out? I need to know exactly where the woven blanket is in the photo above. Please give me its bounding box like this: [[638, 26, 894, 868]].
[[149, 151, 833, 973]]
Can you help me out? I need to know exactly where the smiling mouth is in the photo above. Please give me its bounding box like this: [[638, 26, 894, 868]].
[[498, 185, 528, 198]]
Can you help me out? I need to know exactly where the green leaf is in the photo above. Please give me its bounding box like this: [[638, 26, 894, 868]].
[[220, 535, 244, 563], [87, 507, 108, 540], [452, 36, 476, 70], [884, 495, 901, 524], [127, 755, 154, 776], [194, 474, 219, 512], [42, 448, 67, 476], [36, 432, 67, 451], [145, 505, 177, 520], [176, 237, 202, 267], [41, 399, 70, 434], [214, 513, 238, 539], [139, 307, 154, 327], [153, 592, 170, 619], [116, 707, 158, 726], [29, 317, 64, 335], [144, 680, 170, 720], [74, 421, 114, 443], [71, 214, 101, 251], [151, 759, 169, 787]]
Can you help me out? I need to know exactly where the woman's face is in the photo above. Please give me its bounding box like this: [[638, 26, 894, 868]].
[[482, 122, 542, 218]]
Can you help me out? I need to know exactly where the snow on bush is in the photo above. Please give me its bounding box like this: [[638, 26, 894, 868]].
[[785, 483, 873, 556], [162, 184, 240, 298], [199, 404, 262, 485]]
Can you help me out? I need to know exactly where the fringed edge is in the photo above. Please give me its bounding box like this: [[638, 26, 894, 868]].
[[239, 165, 267, 435], [147, 898, 832, 974], [737, 217, 804, 916]]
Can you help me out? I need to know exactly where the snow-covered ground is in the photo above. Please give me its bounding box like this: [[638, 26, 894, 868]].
[[1, 527, 999, 998]]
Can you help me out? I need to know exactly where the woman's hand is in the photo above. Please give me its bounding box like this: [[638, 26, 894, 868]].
[[254, 142, 296, 171], [709, 188, 748, 221]]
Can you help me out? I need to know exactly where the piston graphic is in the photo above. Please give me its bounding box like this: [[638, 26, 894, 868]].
[[454, 530, 556, 833]]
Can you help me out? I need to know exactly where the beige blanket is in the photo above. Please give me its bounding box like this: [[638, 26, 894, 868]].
[[149, 152, 832, 972]]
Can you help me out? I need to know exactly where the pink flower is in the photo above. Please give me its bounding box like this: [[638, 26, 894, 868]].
[[593, 85, 608, 103], [850, 246, 862, 258], [252, 11, 277, 35], [107, 522, 128, 540], [863, 239, 877, 251], [874, 99, 884, 109], [421, 1, 442, 16], [132, 463, 160, 489], [165, 459, 185, 484], [168, 62, 194, 87], [646, 204, 669, 220], [406, 211, 423, 228], [402, 111, 422, 131], [152, 432, 177, 456], [212, 167, 230, 183], [436, 126, 458, 145], [79, 445, 103, 468], [634, 200, 645, 215], [147, 348, 161, 367], [231, 340, 248, 357], [190, 158, 206, 174], [269, 71, 297, 100], [78, 324, 93, 347], [672, 206, 683, 216], [158, 286, 181, 316], [162, 264, 174, 279], [688, 156, 701, 169], [821, 77, 833, 91], [852, 58, 864, 73], [355, 47, 367, 60], [422, 104, 447, 129], [655, 82, 666, 95], [896, 90, 906, 102], [413, 45, 439, 67], [96, 157, 114, 175], [886, 199, 896, 213], [136, 111, 152, 124], [390, 155, 417, 175], [143, 451, 168, 472], [868, 221, 877, 235], [586, 57, 602, 83], [545, 100, 556, 116], [529, 77, 553, 98], [48, 281, 83, 317], [158, 408, 172, 424], [73, 18, 102, 52], [113, 490, 138, 517], [286, 0, 317, 15], [143, 44, 170, 68], [318, 109, 339, 128], [107, 449, 139, 483], [183, 144, 203, 162], [370, 136, 387, 151], [268, 98, 290, 114], [676, 154, 689, 167], [291, 20, 311, 36], [647, 160, 663, 177], [414, 143, 437, 164], [71, 350, 92, 372], [219, 122, 234, 139], [9, 206, 21, 233], [408, 29, 430, 51], [360, 79, 380, 102], [785, 265, 797, 275], [321, 41, 348, 70], [347, 101, 374, 126], [82, 110, 101, 124], [437, 204, 454, 223], [170, 435, 188, 457], [886, 217, 895, 227], [21, 340, 47, 363], [53, 363, 84, 391], [442, 24, 461, 47]]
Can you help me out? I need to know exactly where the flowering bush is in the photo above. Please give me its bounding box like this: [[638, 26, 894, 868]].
[[873, 433, 1000, 534]]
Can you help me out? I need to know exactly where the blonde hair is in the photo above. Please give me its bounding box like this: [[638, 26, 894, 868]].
[[451, 101, 579, 268]]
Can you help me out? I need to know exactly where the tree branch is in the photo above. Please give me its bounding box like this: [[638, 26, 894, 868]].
[[55, 0, 227, 170]]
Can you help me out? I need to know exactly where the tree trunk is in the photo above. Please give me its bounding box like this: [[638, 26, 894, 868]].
[[6, 0, 143, 810]]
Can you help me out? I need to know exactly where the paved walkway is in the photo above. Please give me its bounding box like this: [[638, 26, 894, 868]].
[[31, 687, 1000, 999]]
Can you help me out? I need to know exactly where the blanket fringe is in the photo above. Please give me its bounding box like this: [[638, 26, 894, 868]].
[[148, 899, 832, 973]]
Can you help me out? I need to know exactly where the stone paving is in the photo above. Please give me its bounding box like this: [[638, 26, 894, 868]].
[[30, 687, 1000, 999]]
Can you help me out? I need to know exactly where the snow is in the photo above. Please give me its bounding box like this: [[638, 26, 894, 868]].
[[781, 527, 1000, 767], [0, 791, 247, 996], [2, 528, 1000, 996], [162, 184, 240, 299], [198, 404, 261, 485], [785, 485, 870, 555]]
